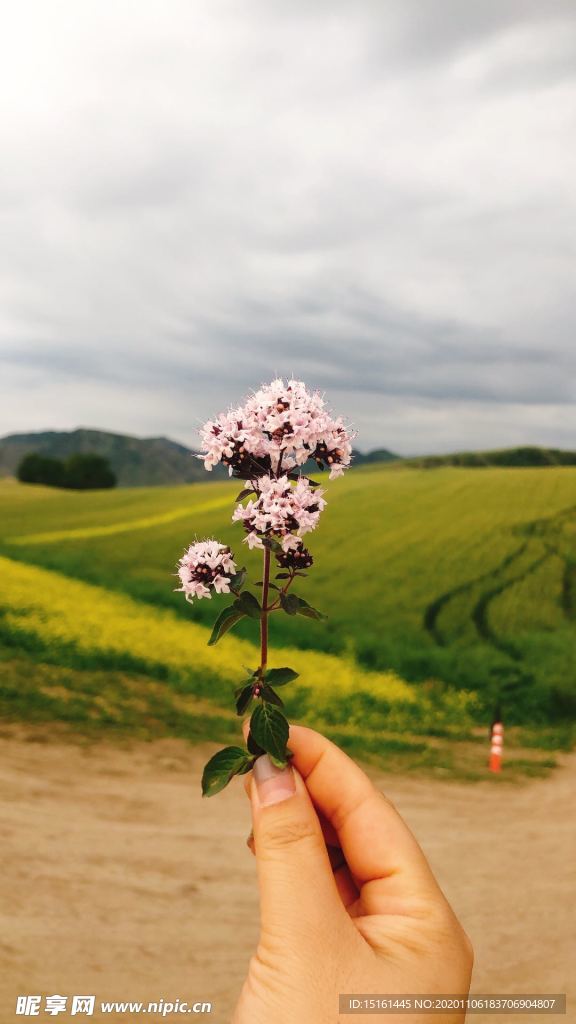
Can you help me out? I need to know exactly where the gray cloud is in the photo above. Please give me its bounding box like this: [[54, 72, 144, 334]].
[[0, 0, 575, 454]]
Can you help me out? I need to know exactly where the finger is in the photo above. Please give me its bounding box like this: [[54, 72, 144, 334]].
[[247, 826, 358, 906], [247, 827, 358, 892], [249, 754, 346, 936], [246, 823, 341, 859], [245, 774, 339, 846], [243, 731, 360, 913], [284, 725, 441, 913]]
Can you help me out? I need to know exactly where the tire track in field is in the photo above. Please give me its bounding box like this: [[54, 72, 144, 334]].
[[423, 542, 529, 646], [471, 550, 552, 659], [424, 501, 576, 655]]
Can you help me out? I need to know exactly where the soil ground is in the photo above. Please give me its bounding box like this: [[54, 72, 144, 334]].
[[0, 724, 573, 1023]]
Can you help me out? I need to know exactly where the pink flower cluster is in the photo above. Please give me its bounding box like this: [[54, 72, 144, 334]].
[[198, 378, 354, 480], [176, 540, 237, 602], [232, 475, 326, 550], [179, 380, 353, 589]]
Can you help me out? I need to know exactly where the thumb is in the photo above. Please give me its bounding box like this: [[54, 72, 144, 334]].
[[249, 754, 344, 939]]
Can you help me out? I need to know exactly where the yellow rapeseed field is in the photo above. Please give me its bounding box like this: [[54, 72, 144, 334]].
[[0, 555, 415, 713]]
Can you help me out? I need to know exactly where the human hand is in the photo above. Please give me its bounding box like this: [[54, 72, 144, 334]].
[[232, 725, 473, 1024]]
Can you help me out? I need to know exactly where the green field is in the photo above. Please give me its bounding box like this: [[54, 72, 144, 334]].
[[1, 465, 575, 778]]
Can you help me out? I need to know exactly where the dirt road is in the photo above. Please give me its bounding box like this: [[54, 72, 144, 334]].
[[0, 725, 573, 1022]]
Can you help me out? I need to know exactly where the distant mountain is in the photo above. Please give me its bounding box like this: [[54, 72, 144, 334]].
[[405, 446, 576, 469], [0, 429, 215, 487]]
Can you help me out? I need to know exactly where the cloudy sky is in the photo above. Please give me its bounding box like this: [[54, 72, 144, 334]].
[[1, 0, 575, 454]]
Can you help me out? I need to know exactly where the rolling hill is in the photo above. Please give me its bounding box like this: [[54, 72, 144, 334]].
[[1, 462, 575, 729], [406, 446, 576, 469]]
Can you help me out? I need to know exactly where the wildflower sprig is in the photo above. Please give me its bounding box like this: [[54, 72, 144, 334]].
[[175, 378, 354, 796]]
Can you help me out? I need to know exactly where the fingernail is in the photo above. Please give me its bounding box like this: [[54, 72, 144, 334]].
[[253, 754, 296, 807]]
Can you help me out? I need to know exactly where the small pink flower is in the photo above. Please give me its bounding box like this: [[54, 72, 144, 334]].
[[233, 474, 326, 550], [176, 539, 237, 603], [281, 533, 301, 553], [245, 531, 264, 550]]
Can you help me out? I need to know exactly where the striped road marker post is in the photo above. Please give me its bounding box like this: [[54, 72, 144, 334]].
[[489, 720, 504, 772]]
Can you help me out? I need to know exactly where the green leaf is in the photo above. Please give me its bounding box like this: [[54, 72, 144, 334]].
[[247, 731, 265, 756], [236, 591, 262, 619], [234, 679, 253, 697], [229, 567, 247, 594], [201, 747, 254, 797], [250, 703, 290, 762], [259, 683, 284, 708], [208, 605, 246, 646], [278, 592, 326, 621], [263, 667, 299, 686], [235, 684, 254, 716], [280, 592, 299, 615], [275, 572, 291, 580], [295, 596, 327, 621], [235, 488, 253, 501]]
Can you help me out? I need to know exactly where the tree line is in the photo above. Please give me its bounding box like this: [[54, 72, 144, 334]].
[[17, 452, 117, 490]]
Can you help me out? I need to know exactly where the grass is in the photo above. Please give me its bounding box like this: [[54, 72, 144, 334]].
[[1, 465, 575, 778], [0, 644, 556, 781]]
